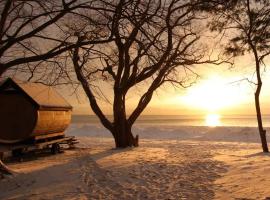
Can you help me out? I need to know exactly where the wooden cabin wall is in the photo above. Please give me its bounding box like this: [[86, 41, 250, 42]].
[[33, 110, 72, 136], [0, 93, 37, 143]]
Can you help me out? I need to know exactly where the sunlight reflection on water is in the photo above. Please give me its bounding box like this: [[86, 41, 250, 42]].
[[205, 114, 221, 127]]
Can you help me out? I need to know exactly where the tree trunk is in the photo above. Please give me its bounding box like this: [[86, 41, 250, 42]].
[[112, 90, 139, 148], [255, 83, 269, 152], [112, 125, 138, 148], [249, 40, 269, 153], [253, 49, 268, 152]]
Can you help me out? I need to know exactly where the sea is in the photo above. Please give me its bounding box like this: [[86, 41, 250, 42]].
[[67, 115, 270, 142], [71, 115, 270, 127]]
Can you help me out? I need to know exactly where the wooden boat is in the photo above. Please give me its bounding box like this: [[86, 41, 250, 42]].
[[0, 78, 72, 144]]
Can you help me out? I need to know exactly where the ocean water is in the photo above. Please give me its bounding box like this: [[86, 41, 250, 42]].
[[71, 115, 270, 127], [67, 115, 270, 143]]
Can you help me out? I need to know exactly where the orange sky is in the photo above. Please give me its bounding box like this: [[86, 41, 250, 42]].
[[62, 56, 270, 116]]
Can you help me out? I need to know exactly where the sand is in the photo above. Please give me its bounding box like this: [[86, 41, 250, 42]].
[[1, 127, 270, 199]]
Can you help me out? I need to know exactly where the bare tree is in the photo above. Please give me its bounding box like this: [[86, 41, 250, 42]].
[[0, 0, 113, 78], [0, 0, 117, 174], [205, 0, 270, 152], [69, 0, 217, 148]]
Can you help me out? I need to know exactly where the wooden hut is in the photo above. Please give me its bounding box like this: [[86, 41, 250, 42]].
[[0, 78, 72, 144]]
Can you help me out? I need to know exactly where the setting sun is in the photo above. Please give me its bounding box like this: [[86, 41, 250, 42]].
[[206, 113, 221, 127], [180, 76, 249, 112], [2, 0, 270, 199]]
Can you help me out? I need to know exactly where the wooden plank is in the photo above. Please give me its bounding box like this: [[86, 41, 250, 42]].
[[0, 143, 29, 152], [35, 136, 76, 149], [33, 110, 71, 136], [33, 132, 64, 141], [0, 136, 77, 153], [0, 93, 37, 143]]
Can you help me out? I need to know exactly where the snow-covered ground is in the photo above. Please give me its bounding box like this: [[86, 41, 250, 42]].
[[1, 125, 270, 199]]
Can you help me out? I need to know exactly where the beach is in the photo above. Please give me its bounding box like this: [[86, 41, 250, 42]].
[[1, 0, 270, 199], [1, 123, 270, 200]]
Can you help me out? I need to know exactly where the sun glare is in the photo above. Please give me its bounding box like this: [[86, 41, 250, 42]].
[[180, 76, 249, 112], [206, 113, 221, 127]]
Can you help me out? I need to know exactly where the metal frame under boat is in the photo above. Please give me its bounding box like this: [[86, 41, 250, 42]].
[[0, 134, 78, 159]]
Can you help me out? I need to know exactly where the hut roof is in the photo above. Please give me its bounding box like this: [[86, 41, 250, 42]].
[[0, 78, 72, 110]]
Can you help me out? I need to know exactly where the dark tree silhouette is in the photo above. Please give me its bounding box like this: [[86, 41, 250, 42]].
[[0, 0, 116, 175], [0, 0, 112, 78], [69, 0, 218, 148], [205, 0, 270, 152]]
